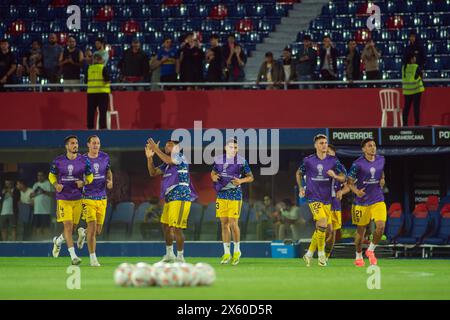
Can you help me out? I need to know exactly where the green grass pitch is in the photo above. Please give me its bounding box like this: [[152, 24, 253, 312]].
[[0, 257, 449, 300]]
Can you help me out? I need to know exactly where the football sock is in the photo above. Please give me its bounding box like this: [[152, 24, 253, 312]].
[[56, 234, 65, 246], [368, 242, 377, 251], [316, 227, 326, 253], [166, 245, 174, 256], [177, 250, 184, 258], [223, 243, 231, 255], [68, 247, 77, 260], [234, 242, 240, 254], [89, 253, 97, 261], [308, 231, 318, 253], [356, 251, 363, 259]]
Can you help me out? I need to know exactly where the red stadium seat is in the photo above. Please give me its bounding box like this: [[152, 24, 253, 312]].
[[355, 29, 371, 44], [441, 204, 450, 218], [122, 20, 140, 35], [57, 32, 68, 45], [236, 19, 254, 33], [388, 202, 402, 218], [276, 0, 300, 4], [386, 16, 404, 30], [413, 203, 429, 218], [164, 0, 183, 6], [426, 196, 440, 211], [356, 3, 370, 16], [96, 5, 114, 22], [9, 20, 26, 36], [210, 5, 228, 20]]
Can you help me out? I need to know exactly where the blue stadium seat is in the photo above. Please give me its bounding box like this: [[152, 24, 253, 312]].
[[228, 4, 246, 17], [423, 208, 450, 245], [199, 202, 220, 241], [108, 201, 135, 240], [439, 195, 450, 211], [397, 204, 429, 244]]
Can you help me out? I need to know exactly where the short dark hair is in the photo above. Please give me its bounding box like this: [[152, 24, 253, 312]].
[[210, 34, 219, 40], [228, 34, 236, 39], [323, 35, 331, 40], [303, 35, 312, 41], [87, 135, 99, 143], [64, 135, 78, 145], [283, 46, 291, 53], [265, 51, 273, 57], [328, 144, 336, 152], [361, 138, 375, 148], [313, 134, 328, 142], [96, 37, 105, 45], [167, 139, 180, 145], [163, 36, 172, 43], [0, 38, 8, 43]]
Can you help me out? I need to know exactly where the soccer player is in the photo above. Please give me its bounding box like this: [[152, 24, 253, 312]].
[[325, 144, 350, 259], [50, 135, 93, 265], [347, 138, 386, 267], [145, 138, 197, 263], [211, 139, 254, 266], [77, 135, 113, 266], [296, 134, 347, 267]]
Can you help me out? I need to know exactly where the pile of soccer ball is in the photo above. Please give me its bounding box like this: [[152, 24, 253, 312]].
[[114, 262, 216, 287]]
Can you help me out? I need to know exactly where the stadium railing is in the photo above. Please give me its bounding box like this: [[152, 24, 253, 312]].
[[3, 78, 449, 92]]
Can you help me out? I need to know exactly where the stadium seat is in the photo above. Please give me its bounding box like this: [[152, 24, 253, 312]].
[[199, 202, 220, 241], [396, 203, 430, 244], [131, 202, 150, 240], [423, 204, 450, 245], [184, 202, 204, 241], [108, 201, 135, 240], [439, 195, 450, 211], [96, 5, 115, 21], [210, 4, 228, 20], [385, 203, 404, 242], [426, 196, 440, 211]]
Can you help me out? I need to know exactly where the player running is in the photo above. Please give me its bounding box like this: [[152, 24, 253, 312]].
[[77, 135, 113, 267], [296, 134, 347, 267], [325, 144, 350, 260], [211, 138, 254, 266], [50, 135, 93, 265], [347, 138, 386, 267], [145, 138, 197, 263]]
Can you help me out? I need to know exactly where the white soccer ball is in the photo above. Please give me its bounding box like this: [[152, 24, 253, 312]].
[[114, 263, 134, 287], [154, 264, 172, 287], [131, 265, 154, 287], [177, 263, 195, 286], [195, 263, 216, 286]]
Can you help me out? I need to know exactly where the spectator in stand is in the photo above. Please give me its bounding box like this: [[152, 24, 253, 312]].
[[0, 39, 17, 91], [402, 53, 425, 126], [344, 39, 361, 85], [319, 35, 338, 82], [280, 47, 297, 88], [297, 35, 317, 89], [254, 195, 280, 240], [277, 198, 301, 241], [156, 37, 179, 85], [16, 180, 33, 206], [149, 52, 161, 91], [85, 37, 109, 66], [179, 33, 205, 90], [256, 51, 283, 89], [223, 34, 246, 82], [41, 33, 63, 84], [59, 36, 84, 92], [206, 34, 223, 83], [21, 40, 43, 89], [31, 171, 54, 238], [0, 179, 20, 241], [118, 39, 149, 90], [403, 31, 425, 70], [361, 39, 381, 80]]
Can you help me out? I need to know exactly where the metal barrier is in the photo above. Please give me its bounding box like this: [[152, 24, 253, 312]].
[[3, 78, 449, 92]]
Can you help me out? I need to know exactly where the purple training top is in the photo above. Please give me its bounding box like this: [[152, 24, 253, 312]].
[[348, 155, 385, 205], [83, 151, 110, 200], [50, 154, 92, 201], [299, 154, 347, 204]]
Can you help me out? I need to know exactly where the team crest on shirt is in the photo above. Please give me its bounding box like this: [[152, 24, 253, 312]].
[[317, 164, 324, 177], [67, 164, 74, 176], [93, 163, 100, 174], [370, 167, 376, 179]]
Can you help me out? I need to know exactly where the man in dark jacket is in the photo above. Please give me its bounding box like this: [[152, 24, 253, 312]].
[[403, 31, 426, 70], [344, 39, 361, 86], [118, 39, 149, 90], [256, 52, 283, 89], [319, 35, 338, 81], [297, 35, 317, 89], [0, 179, 20, 241]]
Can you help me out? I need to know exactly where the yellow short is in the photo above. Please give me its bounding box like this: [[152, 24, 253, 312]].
[[82, 199, 107, 225], [330, 210, 342, 230], [308, 202, 332, 224], [215, 199, 242, 219], [56, 200, 82, 224], [352, 202, 387, 226], [160, 200, 191, 229]]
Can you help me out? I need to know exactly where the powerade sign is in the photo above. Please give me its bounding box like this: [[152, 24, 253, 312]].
[[435, 128, 450, 145], [381, 128, 433, 146], [329, 128, 378, 145]]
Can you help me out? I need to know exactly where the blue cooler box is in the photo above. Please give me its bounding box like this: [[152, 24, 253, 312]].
[[271, 241, 300, 258]]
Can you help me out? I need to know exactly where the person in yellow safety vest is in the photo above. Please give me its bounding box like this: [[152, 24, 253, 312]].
[[86, 52, 110, 129], [401, 54, 425, 126]]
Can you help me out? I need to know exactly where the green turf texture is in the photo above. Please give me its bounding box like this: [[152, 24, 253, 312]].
[[0, 257, 449, 300]]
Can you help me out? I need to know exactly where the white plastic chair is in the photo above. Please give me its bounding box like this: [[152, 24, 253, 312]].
[[379, 89, 403, 127], [96, 93, 120, 130]]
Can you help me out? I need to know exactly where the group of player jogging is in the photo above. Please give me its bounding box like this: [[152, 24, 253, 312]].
[[50, 133, 385, 268]]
